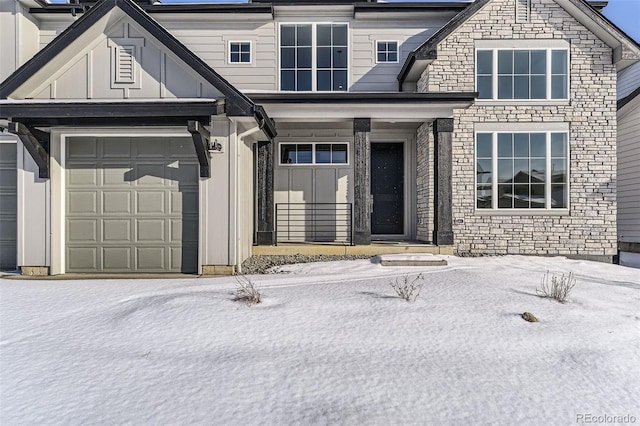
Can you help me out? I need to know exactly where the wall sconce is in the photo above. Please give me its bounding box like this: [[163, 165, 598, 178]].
[[208, 138, 222, 154]]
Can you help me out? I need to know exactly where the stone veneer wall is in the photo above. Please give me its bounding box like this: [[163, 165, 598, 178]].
[[416, 122, 434, 242], [416, 0, 617, 259]]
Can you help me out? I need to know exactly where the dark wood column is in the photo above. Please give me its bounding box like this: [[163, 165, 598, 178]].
[[353, 118, 371, 245], [256, 140, 275, 245], [433, 118, 454, 245]]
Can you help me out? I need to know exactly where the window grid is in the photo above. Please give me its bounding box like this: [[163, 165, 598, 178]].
[[280, 143, 349, 165], [376, 41, 398, 63], [229, 42, 251, 64], [280, 23, 348, 92], [476, 48, 569, 101], [476, 132, 569, 210]]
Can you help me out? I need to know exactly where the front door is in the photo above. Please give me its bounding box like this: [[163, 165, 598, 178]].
[[371, 142, 404, 235]]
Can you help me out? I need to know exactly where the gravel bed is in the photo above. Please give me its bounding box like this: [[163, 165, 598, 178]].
[[241, 254, 373, 274]]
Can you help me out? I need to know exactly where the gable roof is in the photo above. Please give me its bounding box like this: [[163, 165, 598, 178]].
[[0, 0, 256, 118], [398, 0, 640, 86]]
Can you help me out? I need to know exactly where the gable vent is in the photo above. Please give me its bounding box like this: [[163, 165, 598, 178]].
[[516, 0, 531, 23], [116, 46, 135, 83]]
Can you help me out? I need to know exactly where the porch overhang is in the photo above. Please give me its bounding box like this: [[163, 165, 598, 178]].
[[247, 92, 476, 121]]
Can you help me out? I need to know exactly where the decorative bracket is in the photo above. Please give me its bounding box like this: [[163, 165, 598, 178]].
[[8, 122, 50, 179], [187, 120, 211, 178]]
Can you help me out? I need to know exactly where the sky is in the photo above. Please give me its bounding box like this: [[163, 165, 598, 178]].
[[45, 0, 640, 43]]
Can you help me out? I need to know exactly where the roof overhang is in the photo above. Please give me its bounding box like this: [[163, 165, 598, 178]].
[[247, 92, 476, 121]]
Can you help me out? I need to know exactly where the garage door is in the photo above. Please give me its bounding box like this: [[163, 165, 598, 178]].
[[66, 137, 198, 273], [0, 142, 17, 270]]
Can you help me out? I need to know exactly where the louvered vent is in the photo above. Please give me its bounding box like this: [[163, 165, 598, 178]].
[[116, 46, 135, 84], [516, 0, 531, 23]]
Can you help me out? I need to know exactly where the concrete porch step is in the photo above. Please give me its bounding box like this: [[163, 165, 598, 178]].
[[375, 254, 448, 267]]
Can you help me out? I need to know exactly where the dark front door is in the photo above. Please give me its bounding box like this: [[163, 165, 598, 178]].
[[371, 142, 404, 235]]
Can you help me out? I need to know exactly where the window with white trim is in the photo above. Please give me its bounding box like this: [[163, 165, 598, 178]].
[[476, 49, 568, 100], [229, 41, 251, 63], [280, 143, 348, 165], [376, 41, 398, 63], [280, 24, 348, 91], [476, 131, 568, 210]]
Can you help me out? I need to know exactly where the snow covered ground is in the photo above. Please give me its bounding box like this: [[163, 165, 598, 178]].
[[1, 256, 639, 425]]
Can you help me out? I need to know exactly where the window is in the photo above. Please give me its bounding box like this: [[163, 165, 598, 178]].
[[280, 143, 348, 165], [280, 24, 348, 91], [229, 42, 251, 64], [376, 41, 398, 63], [476, 49, 568, 100], [476, 132, 568, 210]]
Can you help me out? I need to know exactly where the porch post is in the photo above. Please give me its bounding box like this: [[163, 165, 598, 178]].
[[353, 118, 371, 245], [256, 140, 275, 245], [433, 118, 454, 245]]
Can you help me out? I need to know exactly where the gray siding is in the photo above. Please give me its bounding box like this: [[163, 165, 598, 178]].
[[0, 140, 17, 270], [618, 62, 640, 100], [617, 103, 640, 243]]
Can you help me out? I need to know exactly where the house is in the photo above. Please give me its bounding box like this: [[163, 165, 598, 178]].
[[0, 0, 638, 275], [617, 61, 640, 267]]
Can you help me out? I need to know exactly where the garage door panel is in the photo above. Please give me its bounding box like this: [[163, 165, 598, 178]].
[[172, 245, 197, 271], [103, 164, 133, 186], [135, 137, 169, 158], [170, 138, 196, 157], [67, 137, 198, 273], [68, 219, 97, 242], [103, 191, 131, 214], [103, 247, 131, 270], [136, 247, 165, 270], [0, 144, 17, 163], [103, 219, 131, 242], [68, 137, 97, 158], [136, 191, 165, 214], [135, 163, 167, 186], [68, 166, 97, 186], [0, 194, 16, 214], [68, 191, 98, 214], [103, 138, 132, 158], [68, 247, 98, 270], [136, 219, 166, 242], [0, 169, 17, 188]]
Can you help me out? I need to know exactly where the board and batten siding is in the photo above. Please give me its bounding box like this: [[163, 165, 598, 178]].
[[617, 102, 640, 243]]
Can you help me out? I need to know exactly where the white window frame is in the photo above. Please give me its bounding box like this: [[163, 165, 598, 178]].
[[475, 47, 570, 102], [228, 41, 252, 65], [279, 142, 350, 166], [474, 129, 570, 213], [375, 40, 399, 64], [278, 22, 350, 92]]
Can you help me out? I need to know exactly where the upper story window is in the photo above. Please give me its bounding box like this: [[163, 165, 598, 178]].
[[476, 49, 568, 100], [376, 41, 398, 63], [280, 24, 348, 91], [280, 143, 348, 165], [229, 41, 251, 64], [476, 131, 568, 210]]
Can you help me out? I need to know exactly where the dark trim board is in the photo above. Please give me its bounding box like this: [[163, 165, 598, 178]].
[[0, 101, 224, 119], [619, 241, 640, 254], [618, 86, 640, 110], [12, 116, 212, 128], [247, 92, 477, 104]]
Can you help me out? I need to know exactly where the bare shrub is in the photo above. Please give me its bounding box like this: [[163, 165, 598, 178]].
[[234, 275, 262, 305], [390, 273, 425, 302], [537, 271, 576, 304]]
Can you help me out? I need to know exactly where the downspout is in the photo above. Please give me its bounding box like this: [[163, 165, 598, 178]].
[[230, 120, 264, 273]]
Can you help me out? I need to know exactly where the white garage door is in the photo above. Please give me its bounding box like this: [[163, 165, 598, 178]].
[[66, 136, 198, 273]]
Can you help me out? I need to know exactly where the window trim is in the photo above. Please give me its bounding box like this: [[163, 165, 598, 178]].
[[375, 40, 399, 64], [278, 22, 350, 92], [228, 40, 252, 65], [475, 47, 570, 102], [278, 142, 350, 166], [474, 130, 570, 213]]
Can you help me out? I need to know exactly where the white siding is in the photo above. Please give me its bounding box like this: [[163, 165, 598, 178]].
[[617, 101, 640, 243]]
